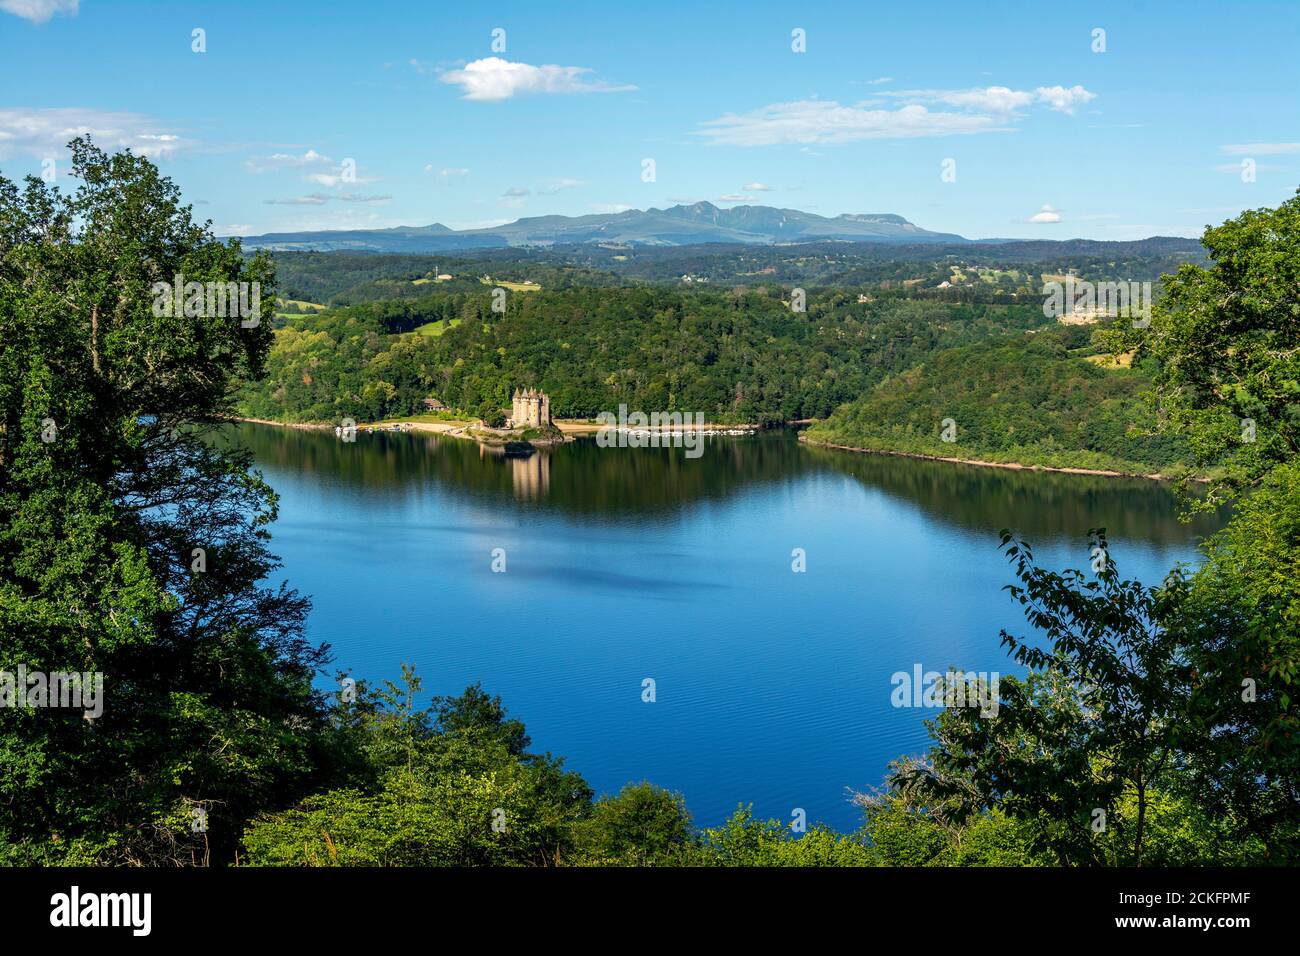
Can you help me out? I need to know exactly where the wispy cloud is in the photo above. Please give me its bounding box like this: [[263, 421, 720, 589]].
[[867, 77, 894, 85], [0, 107, 185, 159], [1220, 142, 1300, 155], [743, 182, 773, 191], [427, 165, 470, 177], [263, 192, 390, 205], [1213, 161, 1283, 174], [0, 0, 77, 24], [698, 83, 1095, 147], [263, 194, 331, 206], [499, 185, 529, 208], [245, 149, 332, 173], [439, 57, 635, 102], [883, 85, 1097, 115], [306, 169, 378, 188], [697, 101, 1008, 147]]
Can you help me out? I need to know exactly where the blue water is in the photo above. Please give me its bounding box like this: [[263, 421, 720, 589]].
[[237, 425, 1222, 832]]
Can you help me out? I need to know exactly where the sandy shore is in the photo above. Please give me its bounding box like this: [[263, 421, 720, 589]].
[[553, 419, 759, 435], [799, 435, 1190, 482], [233, 416, 334, 431]]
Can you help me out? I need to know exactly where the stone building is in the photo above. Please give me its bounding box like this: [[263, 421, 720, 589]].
[[510, 388, 551, 428]]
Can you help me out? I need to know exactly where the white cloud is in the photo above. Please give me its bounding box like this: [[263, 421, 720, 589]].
[[438, 57, 635, 102], [718, 193, 753, 202], [697, 101, 1007, 147], [1028, 204, 1062, 223], [245, 149, 331, 172], [743, 182, 773, 191], [1220, 142, 1300, 155], [428, 166, 470, 176], [884, 85, 1096, 115], [0, 107, 186, 159], [305, 165, 379, 188], [867, 77, 894, 85], [1032, 85, 1097, 115], [699, 83, 1095, 147], [590, 203, 632, 214], [0, 0, 77, 24]]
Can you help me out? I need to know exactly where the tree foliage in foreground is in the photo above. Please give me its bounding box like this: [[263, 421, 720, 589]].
[[0, 140, 327, 864]]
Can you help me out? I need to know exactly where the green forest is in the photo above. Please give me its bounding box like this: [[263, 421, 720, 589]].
[[236, 286, 1050, 425], [803, 328, 1190, 474], [1, 142, 1296, 866]]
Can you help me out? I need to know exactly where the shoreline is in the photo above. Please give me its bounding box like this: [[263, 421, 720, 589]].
[[231, 417, 1197, 483], [232, 416, 760, 438], [798, 435, 1195, 482]]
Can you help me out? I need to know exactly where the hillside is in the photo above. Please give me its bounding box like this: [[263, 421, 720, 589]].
[[803, 329, 1191, 475], [234, 287, 1048, 424]]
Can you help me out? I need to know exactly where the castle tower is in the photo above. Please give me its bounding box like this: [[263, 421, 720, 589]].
[[508, 387, 551, 428]]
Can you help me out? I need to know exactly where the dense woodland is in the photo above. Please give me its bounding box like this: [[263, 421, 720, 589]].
[[804, 327, 1191, 474], [272, 238, 1207, 303], [0, 143, 1295, 866], [237, 287, 1049, 425]]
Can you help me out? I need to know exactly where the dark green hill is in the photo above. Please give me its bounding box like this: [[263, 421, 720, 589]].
[[804, 330, 1190, 474]]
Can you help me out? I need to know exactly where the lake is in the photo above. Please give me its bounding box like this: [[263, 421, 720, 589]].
[[235, 423, 1224, 833]]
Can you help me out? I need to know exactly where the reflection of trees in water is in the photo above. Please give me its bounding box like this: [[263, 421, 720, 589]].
[[802, 446, 1227, 545], [232, 424, 810, 516], [230, 424, 1224, 545]]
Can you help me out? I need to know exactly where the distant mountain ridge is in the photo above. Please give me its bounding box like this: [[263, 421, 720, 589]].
[[235, 201, 969, 251]]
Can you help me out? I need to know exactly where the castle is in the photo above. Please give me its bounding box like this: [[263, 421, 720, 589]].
[[510, 388, 551, 428]]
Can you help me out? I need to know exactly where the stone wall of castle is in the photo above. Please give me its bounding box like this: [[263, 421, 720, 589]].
[[511, 388, 551, 428]]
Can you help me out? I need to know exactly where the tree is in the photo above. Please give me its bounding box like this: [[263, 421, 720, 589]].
[[886, 533, 1194, 865], [575, 782, 693, 866], [242, 672, 593, 866], [1110, 189, 1300, 509], [0, 139, 326, 864], [1178, 460, 1300, 859]]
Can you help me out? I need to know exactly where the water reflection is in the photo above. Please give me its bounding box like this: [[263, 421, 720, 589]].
[[231, 423, 1226, 547]]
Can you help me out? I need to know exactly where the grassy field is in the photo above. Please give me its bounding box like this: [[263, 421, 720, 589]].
[[479, 277, 541, 293], [412, 318, 462, 337], [1085, 350, 1136, 368]]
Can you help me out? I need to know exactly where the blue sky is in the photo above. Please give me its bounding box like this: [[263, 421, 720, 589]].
[[2, 0, 1297, 240]]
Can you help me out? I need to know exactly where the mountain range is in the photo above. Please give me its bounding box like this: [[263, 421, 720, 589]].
[[235, 201, 970, 251]]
